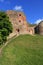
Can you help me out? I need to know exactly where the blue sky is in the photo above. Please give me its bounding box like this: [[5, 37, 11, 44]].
[[0, 0, 43, 24]]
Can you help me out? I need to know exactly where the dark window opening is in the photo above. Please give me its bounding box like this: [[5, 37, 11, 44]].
[[19, 14, 21, 16], [19, 20, 21, 22], [16, 29, 20, 32]]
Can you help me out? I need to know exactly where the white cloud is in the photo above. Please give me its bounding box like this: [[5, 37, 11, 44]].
[[0, 0, 4, 2], [35, 19, 43, 24], [13, 5, 23, 11]]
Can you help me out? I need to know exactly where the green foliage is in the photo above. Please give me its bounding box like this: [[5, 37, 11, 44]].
[[0, 33, 3, 45], [2, 36, 7, 43], [1, 28, 8, 36], [0, 11, 13, 45]]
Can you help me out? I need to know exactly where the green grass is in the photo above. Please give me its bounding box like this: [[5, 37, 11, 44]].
[[0, 34, 43, 65]]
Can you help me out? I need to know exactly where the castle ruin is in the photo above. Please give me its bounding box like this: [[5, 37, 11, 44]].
[[6, 10, 43, 35]]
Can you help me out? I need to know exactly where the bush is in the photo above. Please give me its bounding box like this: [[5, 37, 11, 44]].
[[2, 36, 7, 43], [0, 33, 3, 45], [1, 28, 8, 36], [0, 11, 13, 45]]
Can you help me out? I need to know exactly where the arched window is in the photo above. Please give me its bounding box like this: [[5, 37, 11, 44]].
[[16, 29, 20, 32], [19, 14, 21, 16], [19, 20, 21, 22]]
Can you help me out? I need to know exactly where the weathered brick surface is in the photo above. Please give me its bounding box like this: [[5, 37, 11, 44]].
[[6, 10, 34, 35]]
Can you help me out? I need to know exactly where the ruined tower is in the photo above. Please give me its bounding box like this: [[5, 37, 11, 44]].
[[6, 10, 28, 34]]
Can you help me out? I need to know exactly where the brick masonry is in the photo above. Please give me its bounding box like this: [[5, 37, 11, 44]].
[[6, 10, 35, 35]]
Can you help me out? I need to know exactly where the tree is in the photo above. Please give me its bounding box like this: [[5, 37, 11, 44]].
[[0, 11, 13, 45], [1, 28, 8, 36], [0, 33, 3, 45]]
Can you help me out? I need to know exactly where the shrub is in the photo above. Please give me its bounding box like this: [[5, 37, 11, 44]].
[[0, 33, 3, 45], [0, 11, 13, 45], [1, 28, 8, 36], [2, 36, 7, 43]]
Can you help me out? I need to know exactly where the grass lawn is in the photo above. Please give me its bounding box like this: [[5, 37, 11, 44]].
[[0, 34, 43, 65]]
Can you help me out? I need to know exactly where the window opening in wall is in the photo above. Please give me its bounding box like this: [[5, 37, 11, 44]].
[[19, 14, 21, 16], [19, 20, 21, 22], [16, 29, 20, 32]]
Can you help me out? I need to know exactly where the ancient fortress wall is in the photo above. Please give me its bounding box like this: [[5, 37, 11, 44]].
[[35, 21, 43, 35], [6, 10, 35, 35]]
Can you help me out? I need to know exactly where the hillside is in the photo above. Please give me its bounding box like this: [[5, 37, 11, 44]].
[[0, 35, 43, 65]]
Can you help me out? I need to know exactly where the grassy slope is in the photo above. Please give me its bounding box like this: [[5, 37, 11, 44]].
[[0, 35, 43, 65]]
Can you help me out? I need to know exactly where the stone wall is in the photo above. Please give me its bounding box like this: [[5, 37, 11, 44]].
[[6, 10, 34, 35], [34, 21, 43, 35]]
